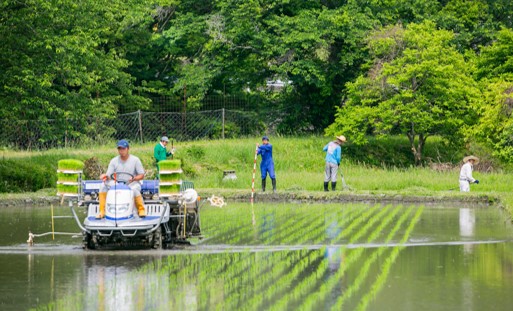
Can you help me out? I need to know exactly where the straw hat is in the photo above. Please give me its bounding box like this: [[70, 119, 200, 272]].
[[463, 155, 479, 164], [336, 135, 346, 143]]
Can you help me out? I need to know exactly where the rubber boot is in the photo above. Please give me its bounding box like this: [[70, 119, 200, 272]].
[[271, 178, 276, 193], [95, 192, 107, 219], [262, 178, 266, 192], [332, 182, 337, 191], [135, 195, 146, 217], [324, 182, 329, 192]]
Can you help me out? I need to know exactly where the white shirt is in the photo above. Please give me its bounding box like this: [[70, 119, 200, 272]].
[[459, 162, 475, 183]]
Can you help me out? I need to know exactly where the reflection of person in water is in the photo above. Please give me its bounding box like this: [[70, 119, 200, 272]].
[[261, 213, 275, 236], [324, 246, 342, 272]]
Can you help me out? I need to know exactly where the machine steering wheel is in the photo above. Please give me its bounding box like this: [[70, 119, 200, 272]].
[[110, 172, 134, 184]]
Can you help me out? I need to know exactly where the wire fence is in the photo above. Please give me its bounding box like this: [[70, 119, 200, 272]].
[[0, 109, 267, 150]]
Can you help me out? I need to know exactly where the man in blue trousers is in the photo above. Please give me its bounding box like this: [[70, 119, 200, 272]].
[[257, 136, 276, 193]]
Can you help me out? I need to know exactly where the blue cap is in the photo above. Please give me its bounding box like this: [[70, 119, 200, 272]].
[[262, 136, 269, 141], [117, 139, 129, 148]]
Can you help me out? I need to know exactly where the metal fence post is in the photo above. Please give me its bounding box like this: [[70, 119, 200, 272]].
[[222, 108, 225, 139], [138, 110, 143, 143]]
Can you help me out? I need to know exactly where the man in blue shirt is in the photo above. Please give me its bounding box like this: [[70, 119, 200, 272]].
[[257, 136, 276, 193], [323, 135, 346, 191]]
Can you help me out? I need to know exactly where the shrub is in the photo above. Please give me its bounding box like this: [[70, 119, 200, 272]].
[[0, 159, 56, 192]]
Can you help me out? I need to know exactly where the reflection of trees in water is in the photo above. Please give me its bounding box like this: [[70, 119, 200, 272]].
[[36, 204, 426, 310]]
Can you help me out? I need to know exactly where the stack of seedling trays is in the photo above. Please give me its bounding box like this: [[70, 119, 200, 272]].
[[56, 159, 84, 197], [158, 159, 182, 198]]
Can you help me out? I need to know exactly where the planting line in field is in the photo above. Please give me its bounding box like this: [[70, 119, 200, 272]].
[[225, 250, 322, 308], [201, 219, 251, 245], [227, 206, 308, 245], [286, 209, 357, 245], [281, 204, 371, 246], [354, 206, 424, 311], [241, 249, 316, 308], [307, 205, 367, 244], [270, 248, 331, 310], [281, 208, 332, 245], [334, 205, 422, 309], [200, 252, 253, 285], [297, 205, 417, 310], [336, 204, 393, 245], [269, 205, 327, 243], [251, 249, 326, 310], [258, 211, 282, 244], [330, 204, 382, 244], [332, 205, 411, 308], [193, 252, 257, 309], [266, 208, 320, 245]]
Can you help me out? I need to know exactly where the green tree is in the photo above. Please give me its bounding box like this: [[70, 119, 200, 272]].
[[326, 21, 480, 165], [0, 0, 150, 147], [435, 0, 496, 52], [473, 28, 513, 162], [473, 79, 513, 162]]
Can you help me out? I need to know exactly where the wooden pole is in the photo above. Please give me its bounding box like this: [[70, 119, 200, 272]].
[[250, 143, 258, 204]]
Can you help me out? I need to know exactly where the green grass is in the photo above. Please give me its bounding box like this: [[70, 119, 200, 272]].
[[2, 135, 513, 219]]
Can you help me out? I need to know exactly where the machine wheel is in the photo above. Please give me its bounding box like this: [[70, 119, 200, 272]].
[[152, 226, 162, 249], [82, 233, 96, 250]]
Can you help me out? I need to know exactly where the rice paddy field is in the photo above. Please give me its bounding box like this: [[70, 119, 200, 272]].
[[2, 136, 513, 310], [1, 201, 513, 310]]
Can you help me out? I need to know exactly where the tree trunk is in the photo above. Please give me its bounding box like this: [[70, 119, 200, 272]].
[[407, 131, 426, 166]]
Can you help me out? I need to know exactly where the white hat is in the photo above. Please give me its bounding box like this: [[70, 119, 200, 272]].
[[161, 136, 169, 142], [336, 135, 346, 143], [463, 155, 479, 164]]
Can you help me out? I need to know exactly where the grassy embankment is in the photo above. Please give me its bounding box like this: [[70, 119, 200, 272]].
[[1, 136, 513, 218]]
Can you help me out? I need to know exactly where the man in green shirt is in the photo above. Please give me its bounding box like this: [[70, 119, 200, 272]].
[[154, 136, 175, 174]]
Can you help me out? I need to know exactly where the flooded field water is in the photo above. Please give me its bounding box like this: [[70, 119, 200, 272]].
[[1, 202, 513, 310]]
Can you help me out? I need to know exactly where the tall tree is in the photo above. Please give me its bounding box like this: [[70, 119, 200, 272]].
[[326, 21, 480, 165], [0, 0, 150, 146], [473, 28, 513, 162]]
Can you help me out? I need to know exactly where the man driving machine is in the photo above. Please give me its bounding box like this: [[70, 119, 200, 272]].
[[96, 139, 146, 218]]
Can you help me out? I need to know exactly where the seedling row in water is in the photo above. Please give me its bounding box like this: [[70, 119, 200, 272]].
[[38, 203, 425, 310]]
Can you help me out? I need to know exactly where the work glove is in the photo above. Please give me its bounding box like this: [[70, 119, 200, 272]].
[[474, 180, 479, 184]]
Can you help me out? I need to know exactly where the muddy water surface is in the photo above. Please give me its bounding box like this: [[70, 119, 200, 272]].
[[1, 203, 513, 310]]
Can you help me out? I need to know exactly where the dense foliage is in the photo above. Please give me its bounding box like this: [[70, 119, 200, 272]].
[[2, 0, 513, 162]]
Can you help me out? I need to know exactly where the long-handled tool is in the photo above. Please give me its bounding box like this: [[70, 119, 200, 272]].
[[250, 143, 258, 225], [250, 143, 258, 204], [339, 167, 351, 190]]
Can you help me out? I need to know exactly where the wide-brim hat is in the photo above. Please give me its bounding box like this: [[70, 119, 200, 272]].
[[463, 155, 479, 164], [336, 135, 346, 143]]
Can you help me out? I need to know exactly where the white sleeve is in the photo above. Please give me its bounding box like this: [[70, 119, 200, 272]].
[[462, 164, 475, 182]]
